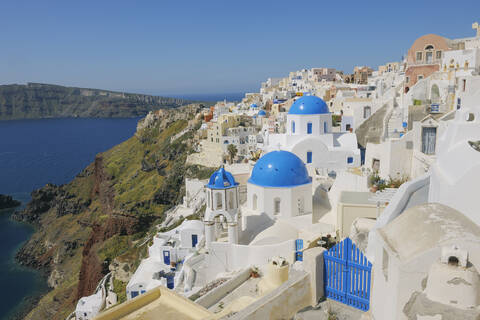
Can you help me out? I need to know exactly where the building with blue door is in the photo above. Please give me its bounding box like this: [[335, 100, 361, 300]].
[[149, 219, 205, 267], [127, 219, 205, 300], [263, 96, 361, 171]]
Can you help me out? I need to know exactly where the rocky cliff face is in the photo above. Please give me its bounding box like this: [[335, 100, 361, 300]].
[[0, 83, 204, 120], [0, 194, 21, 209], [13, 104, 214, 320]]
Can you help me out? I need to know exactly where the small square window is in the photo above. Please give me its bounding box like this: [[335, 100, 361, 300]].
[[436, 51, 442, 59], [416, 52, 423, 61], [347, 157, 354, 164]]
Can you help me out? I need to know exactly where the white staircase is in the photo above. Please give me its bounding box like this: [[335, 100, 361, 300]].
[[385, 86, 405, 139]]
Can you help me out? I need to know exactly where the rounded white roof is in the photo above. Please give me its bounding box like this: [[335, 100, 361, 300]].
[[378, 203, 480, 262]]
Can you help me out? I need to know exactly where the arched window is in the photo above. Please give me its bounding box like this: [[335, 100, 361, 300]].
[[297, 197, 304, 214], [252, 194, 257, 210], [307, 151, 312, 164], [307, 122, 312, 134], [274, 198, 281, 215], [425, 45, 434, 64], [292, 121, 296, 133], [215, 192, 222, 210]]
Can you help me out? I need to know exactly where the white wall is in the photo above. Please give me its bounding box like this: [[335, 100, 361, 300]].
[[246, 183, 312, 219], [372, 239, 480, 320], [286, 114, 331, 136], [365, 131, 413, 179], [443, 48, 480, 71], [428, 108, 480, 225], [206, 240, 296, 281], [365, 174, 430, 262]]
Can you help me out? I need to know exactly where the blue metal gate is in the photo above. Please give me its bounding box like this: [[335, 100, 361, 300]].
[[324, 237, 372, 311]]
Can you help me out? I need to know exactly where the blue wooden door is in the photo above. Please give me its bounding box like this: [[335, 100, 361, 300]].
[[163, 250, 170, 265], [191, 234, 198, 247], [324, 237, 372, 311], [307, 122, 312, 134], [295, 239, 303, 261]]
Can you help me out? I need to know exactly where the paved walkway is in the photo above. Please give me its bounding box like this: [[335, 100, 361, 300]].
[[294, 299, 371, 320]]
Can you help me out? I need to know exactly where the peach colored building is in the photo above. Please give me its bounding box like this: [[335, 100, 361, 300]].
[[353, 66, 373, 84], [405, 34, 452, 91]]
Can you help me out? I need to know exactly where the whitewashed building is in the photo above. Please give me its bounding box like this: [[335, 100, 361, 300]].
[[371, 203, 480, 320], [264, 96, 361, 171]]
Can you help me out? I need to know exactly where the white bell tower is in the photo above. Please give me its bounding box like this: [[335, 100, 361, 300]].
[[204, 167, 240, 248]]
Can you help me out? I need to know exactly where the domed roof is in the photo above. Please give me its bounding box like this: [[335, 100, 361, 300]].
[[258, 110, 267, 116], [206, 167, 238, 189], [248, 151, 311, 188], [288, 96, 329, 115], [250, 103, 258, 108]]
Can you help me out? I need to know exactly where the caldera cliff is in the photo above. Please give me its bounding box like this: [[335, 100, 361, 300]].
[[12, 104, 215, 319]]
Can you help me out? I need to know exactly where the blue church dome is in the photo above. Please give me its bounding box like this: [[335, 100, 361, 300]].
[[206, 167, 238, 189], [248, 151, 311, 188], [258, 110, 267, 116], [250, 103, 258, 108], [288, 96, 329, 115]]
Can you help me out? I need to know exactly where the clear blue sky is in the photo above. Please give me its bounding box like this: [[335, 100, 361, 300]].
[[1, 0, 479, 95]]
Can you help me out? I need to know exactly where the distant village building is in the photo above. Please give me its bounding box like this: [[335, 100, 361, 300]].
[[404, 34, 451, 91], [354, 66, 373, 84]]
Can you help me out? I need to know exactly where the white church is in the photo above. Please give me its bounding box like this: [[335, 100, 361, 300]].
[[203, 150, 333, 281], [264, 95, 361, 172]]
